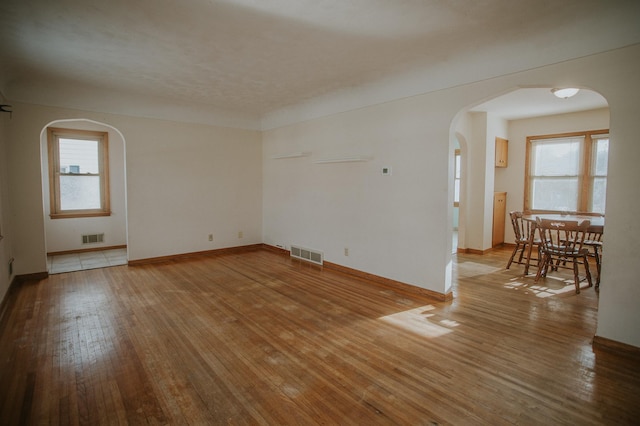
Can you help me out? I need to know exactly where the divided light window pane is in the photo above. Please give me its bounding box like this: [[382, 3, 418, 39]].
[[530, 137, 582, 211], [60, 175, 101, 210], [532, 178, 579, 211], [531, 138, 582, 176], [454, 180, 460, 203], [59, 139, 99, 174], [590, 137, 609, 214], [593, 138, 609, 176], [591, 178, 607, 214]]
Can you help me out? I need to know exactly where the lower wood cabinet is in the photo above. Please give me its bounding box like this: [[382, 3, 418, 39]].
[[492, 192, 507, 247]]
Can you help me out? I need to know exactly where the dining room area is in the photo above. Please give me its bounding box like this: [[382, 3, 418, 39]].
[[505, 211, 604, 295], [450, 84, 640, 407], [497, 123, 608, 295], [455, 87, 611, 297]]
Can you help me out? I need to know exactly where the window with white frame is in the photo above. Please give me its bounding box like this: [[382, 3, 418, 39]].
[[47, 127, 111, 218], [525, 130, 609, 214]]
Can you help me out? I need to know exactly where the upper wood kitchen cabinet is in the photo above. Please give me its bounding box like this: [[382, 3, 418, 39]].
[[495, 137, 508, 168]]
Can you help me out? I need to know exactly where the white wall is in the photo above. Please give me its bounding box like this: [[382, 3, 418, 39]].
[[0, 94, 14, 302], [263, 95, 455, 295], [41, 120, 127, 253], [122, 117, 262, 261], [7, 103, 262, 272], [454, 121, 471, 253], [459, 112, 493, 252], [456, 111, 509, 251], [489, 115, 509, 248]]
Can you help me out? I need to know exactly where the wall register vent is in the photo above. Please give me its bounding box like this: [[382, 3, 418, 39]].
[[82, 233, 104, 244], [290, 245, 323, 265]]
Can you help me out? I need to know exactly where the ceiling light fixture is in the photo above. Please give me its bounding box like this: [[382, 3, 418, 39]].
[[551, 88, 579, 99]]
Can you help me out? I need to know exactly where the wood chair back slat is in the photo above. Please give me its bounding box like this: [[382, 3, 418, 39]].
[[535, 217, 593, 293]]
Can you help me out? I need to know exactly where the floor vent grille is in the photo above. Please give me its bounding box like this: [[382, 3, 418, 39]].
[[82, 233, 104, 244], [290, 245, 323, 265]]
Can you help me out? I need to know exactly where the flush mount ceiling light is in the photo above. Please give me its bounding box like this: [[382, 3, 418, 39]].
[[551, 88, 580, 99]]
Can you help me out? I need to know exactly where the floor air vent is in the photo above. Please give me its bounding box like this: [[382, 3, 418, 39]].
[[290, 245, 323, 265], [82, 233, 104, 244]]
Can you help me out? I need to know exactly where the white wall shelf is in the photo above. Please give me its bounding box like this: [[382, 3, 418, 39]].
[[270, 151, 311, 159], [313, 156, 373, 164]]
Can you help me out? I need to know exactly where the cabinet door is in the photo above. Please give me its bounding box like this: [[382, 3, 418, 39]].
[[495, 137, 508, 168], [492, 192, 507, 246]]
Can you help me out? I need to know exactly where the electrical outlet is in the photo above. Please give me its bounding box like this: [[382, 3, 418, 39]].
[[238, 231, 243, 239], [344, 248, 349, 256], [208, 234, 213, 241]]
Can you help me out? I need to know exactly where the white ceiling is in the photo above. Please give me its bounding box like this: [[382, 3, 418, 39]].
[[0, 0, 638, 128]]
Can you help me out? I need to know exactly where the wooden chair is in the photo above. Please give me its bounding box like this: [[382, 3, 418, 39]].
[[557, 222, 604, 289], [535, 218, 592, 294], [583, 225, 604, 289], [506, 211, 540, 274]]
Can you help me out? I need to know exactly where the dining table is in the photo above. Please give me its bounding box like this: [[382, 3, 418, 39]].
[[519, 213, 605, 276], [522, 213, 605, 229]]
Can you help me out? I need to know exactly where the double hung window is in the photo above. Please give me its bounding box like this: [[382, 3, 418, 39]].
[[525, 130, 608, 214], [48, 127, 111, 218]]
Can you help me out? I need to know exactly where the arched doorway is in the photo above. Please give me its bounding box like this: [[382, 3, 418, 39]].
[[40, 119, 128, 273], [450, 87, 609, 255]]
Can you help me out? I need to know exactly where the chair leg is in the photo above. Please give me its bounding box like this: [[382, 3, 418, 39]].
[[542, 254, 550, 277], [506, 243, 520, 269], [524, 243, 535, 275], [583, 255, 593, 288], [529, 245, 540, 270], [517, 244, 526, 263], [593, 247, 601, 289], [572, 258, 581, 294], [535, 254, 548, 282], [553, 256, 564, 271]]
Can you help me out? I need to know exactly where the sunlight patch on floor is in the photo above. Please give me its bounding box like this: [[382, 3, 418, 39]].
[[503, 277, 578, 298], [456, 261, 503, 278], [379, 305, 456, 338]]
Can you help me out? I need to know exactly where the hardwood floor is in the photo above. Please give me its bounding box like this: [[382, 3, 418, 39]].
[[1, 247, 638, 425]]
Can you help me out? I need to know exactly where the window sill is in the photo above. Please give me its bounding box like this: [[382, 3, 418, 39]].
[[50, 211, 112, 219]]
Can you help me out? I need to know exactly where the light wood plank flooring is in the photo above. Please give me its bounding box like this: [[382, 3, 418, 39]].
[[1, 247, 638, 425]]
